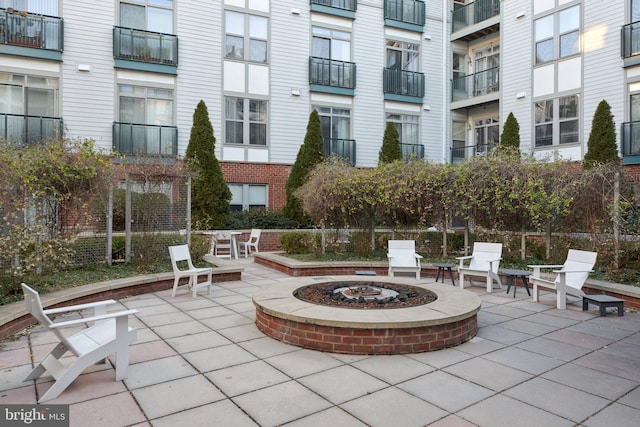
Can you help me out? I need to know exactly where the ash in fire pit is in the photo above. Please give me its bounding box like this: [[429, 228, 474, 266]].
[[336, 285, 398, 300], [295, 281, 436, 309]]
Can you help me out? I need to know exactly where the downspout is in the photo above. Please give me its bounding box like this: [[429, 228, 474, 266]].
[[442, 1, 448, 164]]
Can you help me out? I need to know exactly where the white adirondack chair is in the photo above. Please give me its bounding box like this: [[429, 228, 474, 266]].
[[238, 228, 261, 258], [457, 242, 503, 292], [529, 249, 597, 309], [21, 284, 138, 403], [387, 240, 423, 279], [169, 244, 213, 298]]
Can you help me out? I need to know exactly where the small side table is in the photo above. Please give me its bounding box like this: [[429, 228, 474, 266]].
[[501, 269, 531, 298], [582, 295, 624, 317], [433, 263, 456, 286]]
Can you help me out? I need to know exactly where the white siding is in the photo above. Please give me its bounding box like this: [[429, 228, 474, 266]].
[[61, 1, 115, 151], [501, 0, 533, 154], [269, 1, 312, 164]]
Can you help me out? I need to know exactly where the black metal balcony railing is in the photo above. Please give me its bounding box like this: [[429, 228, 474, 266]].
[[309, 57, 356, 89], [452, 0, 500, 33], [621, 121, 640, 156], [113, 122, 178, 157], [113, 26, 178, 66], [450, 142, 497, 163], [0, 8, 63, 51], [310, 0, 357, 12], [384, 0, 425, 27], [0, 113, 63, 145], [383, 68, 425, 98], [324, 138, 356, 165], [621, 22, 640, 59], [451, 67, 499, 102], [401, 143, 424, 160]]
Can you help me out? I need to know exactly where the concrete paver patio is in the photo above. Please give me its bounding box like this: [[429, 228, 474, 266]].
[[1, 257, 639, 427]]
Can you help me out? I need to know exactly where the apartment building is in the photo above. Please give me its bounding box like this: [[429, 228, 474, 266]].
[[0, 0, 638, 213]]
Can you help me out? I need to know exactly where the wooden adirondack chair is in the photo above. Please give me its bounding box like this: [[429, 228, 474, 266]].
[[457, 242, 503, 292], [21, 284, 138, 403], [529, 249, 597, 309], [387, 240, 423, 279]]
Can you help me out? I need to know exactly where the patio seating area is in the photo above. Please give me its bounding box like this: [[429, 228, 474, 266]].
[[1, 257, 639, 427]]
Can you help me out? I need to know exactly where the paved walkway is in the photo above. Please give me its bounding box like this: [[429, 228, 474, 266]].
[[1, 258, 639, 427]]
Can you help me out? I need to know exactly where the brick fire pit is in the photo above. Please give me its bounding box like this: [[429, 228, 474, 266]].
[[252, 276, 481, 355]]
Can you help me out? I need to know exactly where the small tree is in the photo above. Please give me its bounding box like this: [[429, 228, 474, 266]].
[[379, 122, 402, 164], [284, 109, 326, 225], [185, 100, 231, 229], [498, 112, 521, 156], [584, 100, 619, 169]]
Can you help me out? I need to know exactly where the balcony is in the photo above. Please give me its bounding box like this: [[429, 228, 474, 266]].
[[324, 138, 356, 165], [0, 113, 63, 145], [450, 142, 497, 164], [401, 143, 424, 160], [621, 121, 640, 165], [451, 67, 499, 106], [113, 122, 178, 160], [451, 0, 500, 42], [384, 0, 425, 32], [0, 8, 63, 60], [310, 0, 357, 19], [621, 22, 640, 66], [383, 68, 425, 103], [113, 26, 178, 74], [309, 57, 356, 95]]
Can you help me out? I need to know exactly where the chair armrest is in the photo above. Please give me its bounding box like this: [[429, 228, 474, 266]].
[[43, 299, 118, 315], [553, 269, 594, 274], [414, 254, 423, 259], [49, 309, 139, 329], [528, 264, 564, 278], [456, 256, 472, 260]]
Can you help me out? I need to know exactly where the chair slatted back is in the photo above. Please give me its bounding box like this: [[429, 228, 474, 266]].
[[468, 242, 503, 273], [388, 240, 418, 267], [559, 249, 597, 290]]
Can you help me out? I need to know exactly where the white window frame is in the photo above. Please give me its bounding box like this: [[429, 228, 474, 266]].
[[224, 97, 268, 146], [534, 94, 580, 147], [229, 184, 268, 211], [224, 10, 268, 63]]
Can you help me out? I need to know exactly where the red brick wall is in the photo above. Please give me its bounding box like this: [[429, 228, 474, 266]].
[[255, 308, 478, 354], [220, 162, 291, 210]]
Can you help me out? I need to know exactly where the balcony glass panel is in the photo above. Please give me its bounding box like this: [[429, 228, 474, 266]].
[[0, 113, 63, 145], [401, 143, 424, 160], [310, 0, 357, 12], [621, 22, 640, 59], [384, 0, 425, 26], [113, 26, 178, 65], [309, 57, 356, 89], [1, 9, 63, 51], [324, 138, 356, 164], [113, 122, 177, 157], [383, 68, 425, 98], [452, 0, 500, 33], [451, 67, 499, 101]]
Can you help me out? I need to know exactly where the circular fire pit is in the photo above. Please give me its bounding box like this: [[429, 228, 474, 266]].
[[253, 276, 481, 355]]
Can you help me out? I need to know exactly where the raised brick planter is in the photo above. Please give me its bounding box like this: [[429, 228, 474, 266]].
[[256, 309, 477, 354]]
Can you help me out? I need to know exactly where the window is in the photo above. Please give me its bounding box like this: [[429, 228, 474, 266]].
[[229, 184, 267, 211], [535, 94, 579, 147], [312, 27, 351, 61], [386, 40, 419, 72], [474, 117, 499, 153], [535, 5, 580, 64], [634, 0, 640, 22], [225, 97, 267, 145], [119, 85, 173, 125], [2, 0, 59, 15], [314, 106, 351, 140], [120, 0, 174, 33], [0, 73, 60, 143], [225, 11, 268, 62], [387, 113, 418, 145]]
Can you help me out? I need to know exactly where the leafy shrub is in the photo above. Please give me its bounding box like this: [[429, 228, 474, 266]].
[[280, 231, 320, 254], [226, 208, 298, 230]]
